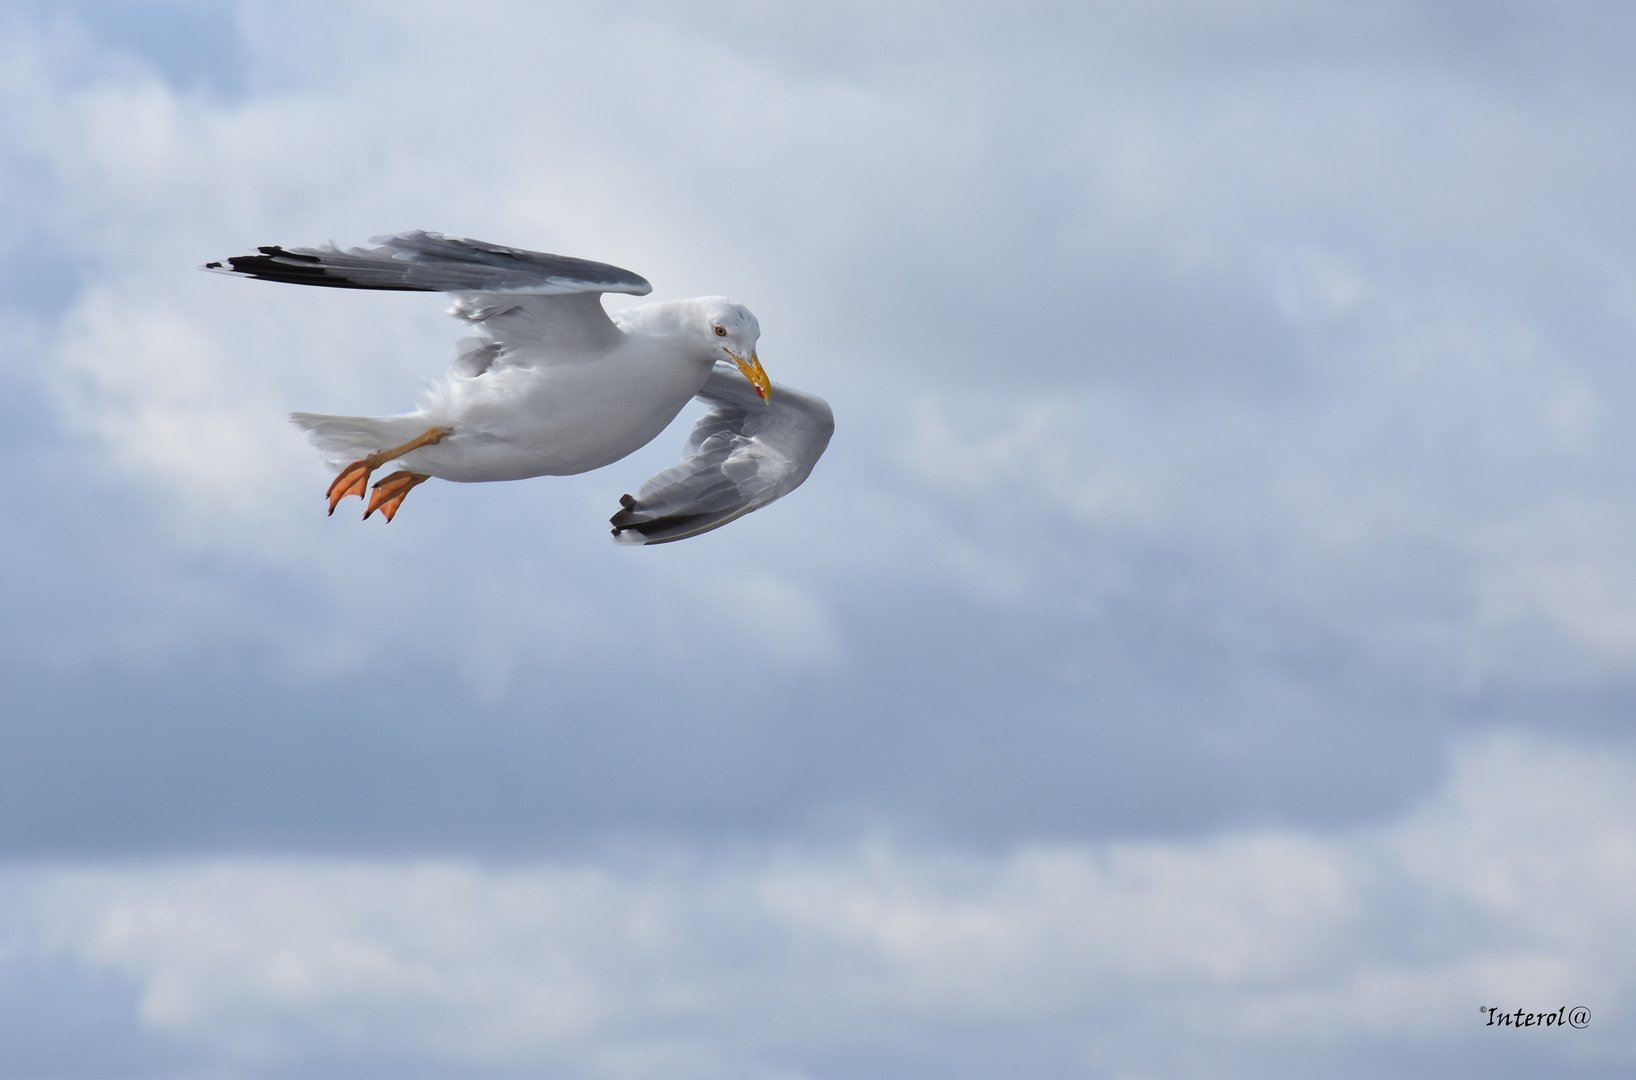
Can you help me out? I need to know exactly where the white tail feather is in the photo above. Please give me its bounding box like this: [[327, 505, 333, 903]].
[[290, 412, 434, 469]]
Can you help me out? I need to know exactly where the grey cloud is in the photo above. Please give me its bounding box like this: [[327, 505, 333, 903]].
[[0, 734, 1631, 1078]]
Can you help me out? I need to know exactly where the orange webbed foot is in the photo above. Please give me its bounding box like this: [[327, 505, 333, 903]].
[[322, 426, 450, 515], [326, 459, 375, 514], [365, 470, 431, 522]]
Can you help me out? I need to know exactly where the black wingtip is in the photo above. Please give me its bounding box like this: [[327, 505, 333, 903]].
[[257, 245, 321, 262], [607, 504, 716, 545], [609, 496, 642, 531], [205, 244, 422, 290]]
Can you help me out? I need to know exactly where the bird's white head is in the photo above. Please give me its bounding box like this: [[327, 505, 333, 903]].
[[695, 297, 769, 400]]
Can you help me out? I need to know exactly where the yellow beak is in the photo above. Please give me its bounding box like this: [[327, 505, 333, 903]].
[[728, 349, 771, 401]]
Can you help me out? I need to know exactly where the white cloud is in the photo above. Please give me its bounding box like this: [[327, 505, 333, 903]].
[[7, 1, 1633, 609], [1472, 501, 1636, 674], [692, 571, 843, 667], [50, 283, 311, 532], [897, 394, 1163, 529], [6, 8, 1636, 1075], [7, 731, 1632, 1075]]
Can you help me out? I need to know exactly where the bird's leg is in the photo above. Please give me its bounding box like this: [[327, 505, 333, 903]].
[[365, 470, 432, 522], [325, 426, 450, 515]]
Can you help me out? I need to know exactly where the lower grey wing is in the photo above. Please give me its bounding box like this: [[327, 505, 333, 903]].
[[202, 230, 651, 295], [610, 364, 835, 545]]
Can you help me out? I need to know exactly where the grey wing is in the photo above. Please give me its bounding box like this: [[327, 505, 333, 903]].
[[206, 231, 650, 369], [610, 364, 835, 545], [202, 230, 651, 296]]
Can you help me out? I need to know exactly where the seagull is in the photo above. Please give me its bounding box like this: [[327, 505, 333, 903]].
[[204, 231, 834, 543]]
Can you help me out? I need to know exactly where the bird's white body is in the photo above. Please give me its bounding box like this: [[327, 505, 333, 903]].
[[409, 340, 704, 480], [405, 299, 738, 481], [294, 294, 763, 483]]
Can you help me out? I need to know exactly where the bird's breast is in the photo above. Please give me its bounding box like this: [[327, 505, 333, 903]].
[[409, 342, 713, 482]]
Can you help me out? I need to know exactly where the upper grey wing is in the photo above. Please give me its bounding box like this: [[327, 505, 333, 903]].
[[202, 230, 651, 296], [610, 364, 835, 545]]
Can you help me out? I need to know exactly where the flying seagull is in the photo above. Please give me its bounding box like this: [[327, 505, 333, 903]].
[[204, 231, 834, 543]]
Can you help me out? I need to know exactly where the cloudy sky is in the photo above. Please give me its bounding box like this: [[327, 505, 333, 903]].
[[2, 0, 1635, 1076]]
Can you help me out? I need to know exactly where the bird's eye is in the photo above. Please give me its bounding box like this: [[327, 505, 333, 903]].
[[714, 325, 727, 336]]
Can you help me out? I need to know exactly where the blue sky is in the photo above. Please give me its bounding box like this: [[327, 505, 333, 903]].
[[1, 1, 1634, 1076]]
